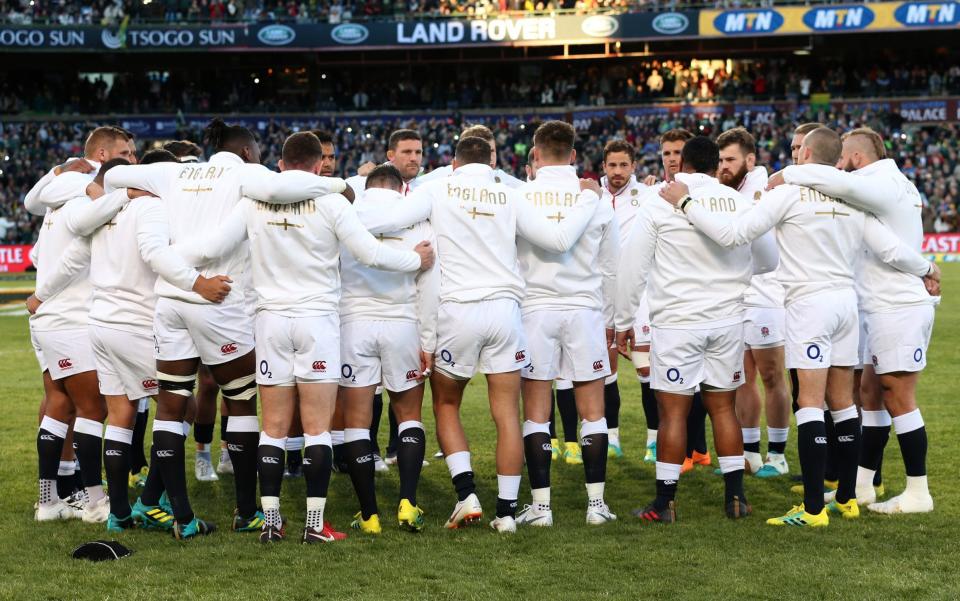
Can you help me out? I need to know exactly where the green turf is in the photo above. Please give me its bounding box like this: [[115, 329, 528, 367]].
[[2, 268, 959, 601], [0, 274, 34, 290]]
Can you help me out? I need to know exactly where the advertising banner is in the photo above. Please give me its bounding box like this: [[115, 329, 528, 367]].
[[0, 245, 33, 272]]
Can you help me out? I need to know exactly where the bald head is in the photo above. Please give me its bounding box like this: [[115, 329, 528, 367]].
[[799, 128, 842, 166], [838, 128, 885, 172]]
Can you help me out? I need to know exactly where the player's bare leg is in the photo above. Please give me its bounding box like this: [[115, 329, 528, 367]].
[[754, 346, 791, 477], [297, 382, 340, 542], [736, 350, 763, 473], [702, 388, 750, 518], [432, 372, 481, 528], [633, 390, 691, 523], [341, 385, 380, 525], [193, 365, 220, 481]]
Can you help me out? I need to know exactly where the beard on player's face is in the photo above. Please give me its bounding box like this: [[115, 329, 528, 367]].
[[719, 163, 748, 189]]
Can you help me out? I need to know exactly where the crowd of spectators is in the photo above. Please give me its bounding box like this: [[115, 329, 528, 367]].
[[1, 108, 957, 245], [2, 56, 958, 117], [0, 0, 790, 25]]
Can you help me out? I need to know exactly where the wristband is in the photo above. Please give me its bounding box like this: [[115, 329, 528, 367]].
[[679, 196, 694, 213]]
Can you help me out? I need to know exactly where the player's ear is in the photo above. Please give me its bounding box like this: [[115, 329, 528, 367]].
[[569, 148, 577, 165], [386, 149, 395, 162], [277, 159, 286, 172], [452, 157, 460, 171]]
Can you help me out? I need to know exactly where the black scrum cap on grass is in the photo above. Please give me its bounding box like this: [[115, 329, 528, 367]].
[[72, 540, 132, 562]]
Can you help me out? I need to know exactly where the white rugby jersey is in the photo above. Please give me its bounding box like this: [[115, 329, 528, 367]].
[[346, 174, 415, 198], [601, 174, 648, 248], [739, 166, 786, 309], [24, 159, 100, 216], [517, 165, 619, 324], [615, 172, 779, 331], [683, 182, 931, 306], [783, 160, 934, 313], [105, 152, 346, 306], [340, 187, 439, 351], [358, 162, 599, 306], [37, 196, 201, 335], [174, 191, 421, 317], [30, 196, 93, 331], [410, 164, 524, 191]]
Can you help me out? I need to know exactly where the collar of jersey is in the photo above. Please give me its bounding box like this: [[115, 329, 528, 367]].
[[358, 187, 403, 205], [452, 163, 493, 177], [855, 158, 897, 177], [675, 172, 716, 189], [209, 151, 245, 165], [534, 165, 577, 183]]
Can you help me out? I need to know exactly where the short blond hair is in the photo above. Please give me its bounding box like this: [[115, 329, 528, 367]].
[[841, 127, 886, 160], [460, 124, 494, 142]]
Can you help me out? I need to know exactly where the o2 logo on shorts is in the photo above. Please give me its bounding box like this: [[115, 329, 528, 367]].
[[806, 343, 823, 363], [220, 343, 238, 355], [760, 326, 770, 338], [440, 349, 455, 366], [914, 348, 923, 363], [405, 370, 419, 381], [142, 378, 158, 390], [312, 360, 327, 373], [592, 360, 605, 372], [57, 358, 73, 370], [341, 364, 356, 382], [515, 350, 527, 362], [666, 367, 683, 384], [733, 371, 742, 382]]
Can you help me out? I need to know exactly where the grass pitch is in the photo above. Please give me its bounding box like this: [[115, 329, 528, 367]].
[[1, 268, 959, 601]]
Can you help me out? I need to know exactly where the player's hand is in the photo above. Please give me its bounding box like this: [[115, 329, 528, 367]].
[[357, 161, 377, 177], [643, 175, 658, 186], [25, 294, 42, 315], [659, 180, 689, 206], [85, 182, 105, 200], [605, 327, 615, 349], [766, 170, 786, 191], [55, 158, 95, 176], [634, 343, 651, 378], [926, 261, 941, 282], [414, 241, 434, 271], [924, 261, 941, 296], [127, 187, 155, 199], [615, 329, 634, 359], [193, 275, 232, 303], [579, 178, 601, 196], [419, 350, 434, 381], [341, 182, 356, 203]]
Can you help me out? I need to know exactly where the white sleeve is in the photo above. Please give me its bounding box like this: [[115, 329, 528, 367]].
[[516, 189, 599, 252], [171, 202, 248, 266], [23, 168, 57, 216], [25, 170, 89, 216], [597, 216, 621, 328], [104, 163, 179, 198], [614, 207, 657, 331], [750, 230, 780, 275], [684, 190, 788, 248], [496, 170, 525, 189], [782, 164, 892, 215], [360, 189, 433, 234], [64, 189, 131, 237], [862, 215, 931, 277], [34, 236, 91, 301], [135, 201, 201, 291], [332, 198, 422, 272], [415, 224, 440, 353], [239, 165, 346, 205]]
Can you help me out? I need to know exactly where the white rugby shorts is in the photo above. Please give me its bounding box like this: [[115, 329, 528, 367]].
[[340, 319, 422, 392], [32, 326, 97, 381], [522, 307, 609, 382], [89, 325, 158, 399], [743, 306, 786, 349], [153, 297, 254, 366], [255, 311, 340, 386], [864, 305, 934, 375], [785, 288, 858, 369], [435, 299, 528, 379], [650, 322, 745, 393], [30, 328, 47, 373]]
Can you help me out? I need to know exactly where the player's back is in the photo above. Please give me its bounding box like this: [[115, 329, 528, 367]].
[[87, 196, 160, 333], [767, 183, 865, 304], [31, 197, 91, 331], [853, 159, 929, 312], [425, 163, 525, 304], [646, 172, 753, 327], [517, 165, 615, 311], [242, 193, 350, 316], [340, 187, 430, 321]]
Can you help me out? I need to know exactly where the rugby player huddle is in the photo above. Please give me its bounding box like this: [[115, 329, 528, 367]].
[[25, 116, 939, 542]]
